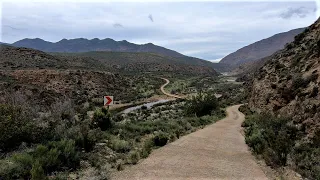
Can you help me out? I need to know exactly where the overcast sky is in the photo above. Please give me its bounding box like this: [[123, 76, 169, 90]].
[[1, 0, 319, 62]]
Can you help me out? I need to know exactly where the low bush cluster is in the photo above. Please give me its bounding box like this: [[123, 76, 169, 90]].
[[0, 104, 45, 151], [92, 107, 113, 130], [0, 139, 80, 180], [243, 112, 320, 179], [293, 131, 320, 179], [185, 92, 219, 117], [242, 114, 297, 167]]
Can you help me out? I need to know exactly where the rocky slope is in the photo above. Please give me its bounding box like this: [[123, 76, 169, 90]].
[[220, 28, 305, 68], [249, 18, 319, 178]]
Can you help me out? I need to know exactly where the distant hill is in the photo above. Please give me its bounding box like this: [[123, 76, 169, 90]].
[[12, 38, 185, 56], [10, 38, 227, 72], [219, 28, 305, 68]]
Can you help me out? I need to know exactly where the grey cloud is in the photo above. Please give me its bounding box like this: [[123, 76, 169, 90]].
[[280, 7, 311, 19], [148, 14, 154, 22], [113, 23, 124, 28]]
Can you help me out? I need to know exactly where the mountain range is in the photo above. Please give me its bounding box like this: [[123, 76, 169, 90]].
[[6, 27, 305, 73], [11, 38, 186, 56], [9, 38, 231, 72]]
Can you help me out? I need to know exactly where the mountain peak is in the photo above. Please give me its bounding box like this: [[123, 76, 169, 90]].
[[91, 38, 100, 41], [18, 38, 46, 42]]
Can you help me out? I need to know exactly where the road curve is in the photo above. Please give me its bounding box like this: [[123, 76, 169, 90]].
[[111, 105, 268, 180], [160, 78, 183, 99]]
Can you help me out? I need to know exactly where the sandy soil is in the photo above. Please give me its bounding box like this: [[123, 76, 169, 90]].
[[111, 105, 268, 180]]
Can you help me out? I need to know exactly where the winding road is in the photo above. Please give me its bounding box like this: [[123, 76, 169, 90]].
[[160, 78, 183, 99], [111, 105, 268, 180]]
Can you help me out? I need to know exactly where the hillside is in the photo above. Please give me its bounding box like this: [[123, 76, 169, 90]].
[[219, 28, 305, 68], [248, 18, 320, 178], [0, 45, 110, 71], [55, 51, 219, 75], [0, 45, 146, 106], [1, 44, 218, 75]]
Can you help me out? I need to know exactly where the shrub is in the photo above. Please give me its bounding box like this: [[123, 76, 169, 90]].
[[46, 139, 80, 170], [141, 138, 154, 158], [1, 139, 80, 179], [11, 152, 34, 178], [243, 113, 297, 167], [128, 150, 140, 164], [293, 130, 320, 179], [0, 152, 34, 179], [110, 137, 131, 153], [239, 105, 253, 116], [0, 159, 24, 180], [0, 104, 44, 151], [31, 160, 47, 180], [245, 125, 265, 154], [292, 75, 311, 89], [92, 107, 113, 131], [185, 92, 219, 117], [153, 132, 169, 147]]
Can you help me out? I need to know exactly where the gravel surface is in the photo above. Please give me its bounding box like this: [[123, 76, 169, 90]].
[[111, 105, 268, 180]]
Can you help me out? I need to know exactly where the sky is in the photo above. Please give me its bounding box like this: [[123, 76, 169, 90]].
[[0, 0, 319, 62]]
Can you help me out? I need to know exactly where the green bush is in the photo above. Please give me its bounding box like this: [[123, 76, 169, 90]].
[[185, 92, 219, 117], [243, 113, 297, 167], [109, 136, 131, 153], [141, 138, 154, 158], [92, 107, 113, 131], [45, 139, 80, 170], [0, 152, 34, 179], [31, 160, 47, 180], [128, 150, 140, 164], [153, 132, 169, 147], [0, 139, 80, 179], [293, 130, 320, 179], [293, 75, 310, 89], [0, 104, 44, 151]]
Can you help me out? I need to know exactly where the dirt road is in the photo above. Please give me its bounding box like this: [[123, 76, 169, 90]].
[[160, 78, 183, 99], [111, 105, 268, 180]]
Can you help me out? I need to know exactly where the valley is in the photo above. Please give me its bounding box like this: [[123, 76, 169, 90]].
[[0, 3, 319, 179], [0, 44, 248, 180]]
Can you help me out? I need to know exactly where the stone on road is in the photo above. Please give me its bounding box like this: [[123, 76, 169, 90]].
[[111, 105, 268, 180]]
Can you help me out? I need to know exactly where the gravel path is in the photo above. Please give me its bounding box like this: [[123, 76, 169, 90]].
[[111, 105, 268, 180], [160, 78, 183, 99]]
